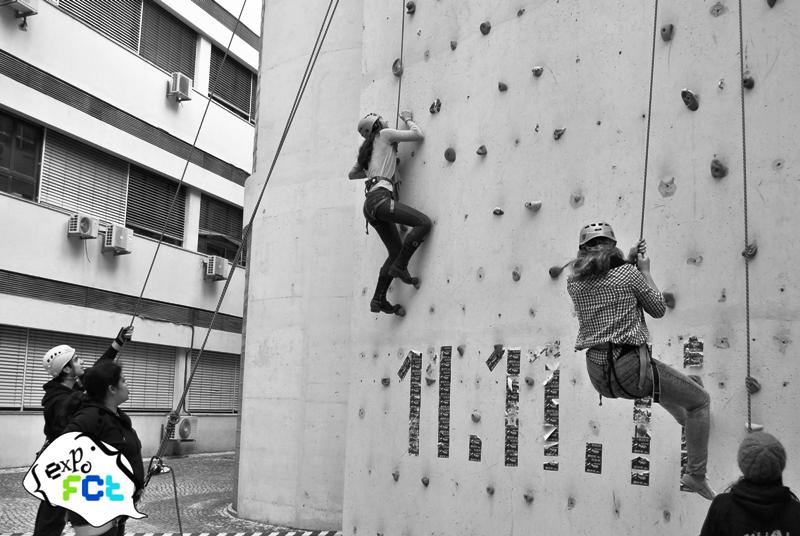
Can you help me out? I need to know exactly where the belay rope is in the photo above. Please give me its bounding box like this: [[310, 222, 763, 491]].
[[394, 0, 406, 129], [122, 0, 343, 530]]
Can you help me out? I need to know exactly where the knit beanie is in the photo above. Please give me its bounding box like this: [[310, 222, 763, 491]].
[[737, 432, 786, 484]]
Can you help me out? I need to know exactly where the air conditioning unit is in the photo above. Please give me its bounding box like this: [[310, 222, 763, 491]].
[[67, 213, 99, 239], [102, 224, 132, 255], [0, 0, 38, 16], [164, 415, 197, 441], [204, 255, 227, 281], [166, 72, 192, 102]]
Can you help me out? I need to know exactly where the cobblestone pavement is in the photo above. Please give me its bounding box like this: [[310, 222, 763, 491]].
[[0, 453, 340, 535]]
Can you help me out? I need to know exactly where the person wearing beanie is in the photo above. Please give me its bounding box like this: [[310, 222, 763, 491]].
[[32, 326, 133, 536], [700, 432, 800, 535]]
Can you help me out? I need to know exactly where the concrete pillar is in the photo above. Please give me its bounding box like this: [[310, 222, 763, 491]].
[[237, 0, 364, 529], [183, 187, 201, 251], [194, 37, 212, 96]]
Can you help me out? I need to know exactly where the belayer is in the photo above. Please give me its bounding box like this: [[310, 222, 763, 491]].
[[349, 111, 430, 316], [566, 222, 715, 500]]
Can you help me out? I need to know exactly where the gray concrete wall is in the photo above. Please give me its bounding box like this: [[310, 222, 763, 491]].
[[243, 0, 800, 533], [237, 0, 364, 529]]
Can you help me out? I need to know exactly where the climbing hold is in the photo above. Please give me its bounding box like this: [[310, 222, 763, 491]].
[[745, 376, 761, 394], [710, 159, 728, 179], [381, 377, 391, 386], [429, 98, 442, 114], [532, 66, 544, 78], [529, 308, 536, 317], [660, 24, 674, 42], [767, 0, 777, 7], [493, 208, 504, 216], [524, 376, 535, 386], [444, 148, 456, 162], [421, 476, 430, 487], [710, 2, 727, 16], [718, 79, 726, 91], [567, 496, 576, 510], [663, 292, 676, 308], [517, 8, 526, 16], [358, 408, 365, 418], [471, 412, 481, 423], [658, 177, 677, 197], [477, 267, 484, 280], [681, 89, 699, 111], [476, 145, 487, 156], [479, 21, 491, 35], [524, 491, 534, 504], [525, 200, 542, 211], [450, 40, 457, 51], [512, 269, 521, 282], [498, 81, 508, 92], [773, 159, 785, 171], [663, 510, 671, 522], [743, 76, 755, 90], [405, 1, 415, 14], [486, 485, 495, 495], [742, 241, 758, 259], [457, 344, 465, 356], [553, 128, 566, 140], [392, 470, 400, 481], [425, 377, 436, 386], [392, 58, 403, 77], [548, 262, 570, 279], [424, 50, 430, 61], [570, 192, 584, 208], [714, 338, 730, 349], [686, 256, 703, 266], [719, 288, 727, 302]]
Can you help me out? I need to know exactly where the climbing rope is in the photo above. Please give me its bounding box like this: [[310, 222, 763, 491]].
[[143, 0, 343, 489], [638, 0, 659, 240], [394, 0, 407, 128], [737, 0, 753, 432], [129, 1, 250, 325]]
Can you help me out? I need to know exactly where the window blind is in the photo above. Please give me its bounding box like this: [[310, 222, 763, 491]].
[[39, 130, 129, 225], [187, 350, 240, 413], [0, 325, 28, 409], [139, 0, 197, 78], [126, 165, 185, 244], [59, 0, 142, 52], [209, 46, 254, 119]]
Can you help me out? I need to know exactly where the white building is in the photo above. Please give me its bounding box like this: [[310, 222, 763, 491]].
[[0, 0, 261, 468]]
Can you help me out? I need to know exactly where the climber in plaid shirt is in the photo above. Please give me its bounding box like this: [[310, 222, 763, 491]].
[[567, 222, 715, 501]]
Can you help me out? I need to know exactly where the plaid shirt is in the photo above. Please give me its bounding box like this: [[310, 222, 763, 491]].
[[567, 263, 666, 365]]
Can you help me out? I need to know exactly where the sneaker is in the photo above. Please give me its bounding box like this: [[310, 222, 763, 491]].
[[388, 264, 417, 286], [681, 473, 716, 500], [370, 299, 405, 317]]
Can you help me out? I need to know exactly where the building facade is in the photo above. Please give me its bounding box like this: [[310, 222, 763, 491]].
[[0, 0, 261, 468]]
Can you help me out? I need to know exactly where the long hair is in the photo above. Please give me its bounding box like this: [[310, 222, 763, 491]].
[[571, 237, 626, 279], [64, 360, 123, 416], [356, 120, 382, 171]]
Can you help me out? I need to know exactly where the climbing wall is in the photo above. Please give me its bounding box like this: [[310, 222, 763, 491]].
[[342, 1, 800, 534]]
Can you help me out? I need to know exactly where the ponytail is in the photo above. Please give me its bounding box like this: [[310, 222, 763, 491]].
[[356, 121, 381, 171]]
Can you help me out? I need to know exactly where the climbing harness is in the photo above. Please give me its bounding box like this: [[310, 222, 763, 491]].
[[595, 343, 661, 403], [736, 0, 753, 432]]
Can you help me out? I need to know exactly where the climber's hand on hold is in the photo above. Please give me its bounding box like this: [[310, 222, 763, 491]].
[[399, 110, 414, 122]]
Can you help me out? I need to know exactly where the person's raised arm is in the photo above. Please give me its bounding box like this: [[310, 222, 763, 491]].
[[381, 111, 424, 143], [97, 326, 134, 363]]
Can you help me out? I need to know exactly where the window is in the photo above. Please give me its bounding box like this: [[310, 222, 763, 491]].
[[0, 111, 43, 201], [139, 0, 197, 78], [126, 166, 185, 246], [209, 45, 256, 122], [58, 0, 142, 52], [0, 324, 175, 411], [198, 194, 244, 264], [39, 131, 129, 225], [187, 350, 241, 413]]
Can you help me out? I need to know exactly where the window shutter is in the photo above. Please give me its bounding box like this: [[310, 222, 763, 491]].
[[115, 342, 175, 410], [40, 130, 129, 225], [59, 0, 142, 52], [126, 166, 185, 244], [187, 350, 240, 413], [0, 325, 28, 409], [209, 46, 254, 118], [139, 0, 197, 78], [200, 194, 243, 239]]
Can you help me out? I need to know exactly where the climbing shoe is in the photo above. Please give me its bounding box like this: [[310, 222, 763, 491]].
[[680, 474, 716, 501], [370, 299, 406, 317], [388, 265, 420, 288]]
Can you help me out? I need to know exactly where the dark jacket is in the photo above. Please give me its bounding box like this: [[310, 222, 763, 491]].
[[700, 479, 800, 536], [63, 402, 144, 493], [39, 345, 120, 442]]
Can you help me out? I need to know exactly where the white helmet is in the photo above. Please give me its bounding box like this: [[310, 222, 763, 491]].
[[357, 113, 380, 138], [43, 344, 76, 377], [579, 222, 616, 247]]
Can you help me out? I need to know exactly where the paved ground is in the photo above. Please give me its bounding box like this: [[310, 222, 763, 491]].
[[0, 452, 340, 536]]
